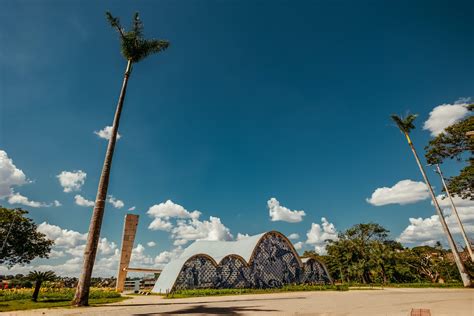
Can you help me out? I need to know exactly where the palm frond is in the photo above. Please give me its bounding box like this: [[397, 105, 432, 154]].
[[391, 113, 418, 134], [132, 12, 143, 38], [106, 11, 125, 38], [107, 11, 170, 63], [27, 270, 56, 281]]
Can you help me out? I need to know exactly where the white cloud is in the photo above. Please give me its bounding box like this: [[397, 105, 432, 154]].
[[148, 218, 173, 231], [0, 222, 123, 277], [74, 194, 95, 207], [128, 206, 136, 211], [267, 198, 306, 223], [288, 233, 300, 240], [154, 247, 183, 265], [237, 233, 250, 240], [293, 241, 303, 250], [423, 102, 469, 136], [130, 244, 153, 265], [147, 200, 201, 231], [147, 200, 201, 220], [398, 195, 474, 247], [0, 150, 27, 199], [7, 192, 50, 208], [154, 251, 174, 264], [108, 195, 124, 209], [38, 222, 87, 248], [366, 180, 430, 206], [0, 150, 54, 208], [57, 170, 87, 193], [94, 126, 121, 141], [147, 241, 156, 247], [306, 217, 338, 255], [147, 200, 233, 247], [172, 216, 233, 243], [53, 200, 62, 207]]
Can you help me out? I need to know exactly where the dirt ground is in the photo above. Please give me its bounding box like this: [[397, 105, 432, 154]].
[[2, 288, 473, 316]]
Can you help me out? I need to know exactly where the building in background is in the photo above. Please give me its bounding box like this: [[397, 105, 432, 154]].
[[152, 231, 331, 293]]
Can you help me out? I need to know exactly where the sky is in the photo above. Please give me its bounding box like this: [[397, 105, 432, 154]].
[[1, 0, 473, 277]]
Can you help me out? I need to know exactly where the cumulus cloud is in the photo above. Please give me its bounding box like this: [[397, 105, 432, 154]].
[[154, 247, 183, 265], [0, 222, 128, 277], [147, 241, 156, 247], [306, 217, 338, 255], [172, 216, 233, 243], [148, 218, 173, 231], [0, 150, 27, 198], [57, 170, 87, 193], [147, 200, 201, 220], [94, 126, 121, 141], [237, 233, 250, 240], [147, 200, 201, 231], [288, 233, 300, 240], [267, 198, 306, 223], [398, 195, 474, 247], [0, 150, 55, 208], [293, 241, 303, 250], [423, 102, 469, 136], [128, 206, 136, 211], [38, 222, 87, 248], [74, 194, 95, 207], [366, 180, 430, 206], [7, 192, 51, 208], [108, 195, 124, 209], [147, 200, 233, 246]]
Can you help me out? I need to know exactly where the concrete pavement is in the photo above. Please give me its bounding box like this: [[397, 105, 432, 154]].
[[2, 288, 473, 315]]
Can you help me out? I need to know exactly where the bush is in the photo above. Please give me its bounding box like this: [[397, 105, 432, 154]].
[[167, 284, 348, 298]]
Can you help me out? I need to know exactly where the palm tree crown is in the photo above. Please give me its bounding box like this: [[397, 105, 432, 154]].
[[106, 11, 169, 62], [391, 114, 418, 135], [27, 270, 56, 282]]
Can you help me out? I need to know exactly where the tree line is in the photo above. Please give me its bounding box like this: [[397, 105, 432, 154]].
[[304, 222, 473, 284]]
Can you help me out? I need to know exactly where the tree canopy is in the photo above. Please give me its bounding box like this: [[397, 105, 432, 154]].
[[391, 114, 418, 135], [316, 223, 469, 284], [0, 207, 54, 267], [106, 11, 169, 63], [425, 104, 473, 199]]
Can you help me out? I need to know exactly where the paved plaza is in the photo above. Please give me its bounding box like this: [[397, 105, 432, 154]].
[[2, 288, 472, 316]]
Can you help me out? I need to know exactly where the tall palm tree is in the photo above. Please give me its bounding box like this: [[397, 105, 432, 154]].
[[435, 163, 474, 262], [72, 12, 169, 306], [28, 270, 56, 302], [391, 114, 471, 287]]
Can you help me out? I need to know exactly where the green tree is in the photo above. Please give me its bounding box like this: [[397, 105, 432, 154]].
[[27, 270, 56, 302], [0, 207, 53, 267], [73, 12, 169, 306], [425, 104, 473, 200], [326, 223, 395, 284], [391, 114, 471, 287]]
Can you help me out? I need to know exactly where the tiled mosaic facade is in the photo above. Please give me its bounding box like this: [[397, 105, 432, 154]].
[[173, 232, 331, 290]]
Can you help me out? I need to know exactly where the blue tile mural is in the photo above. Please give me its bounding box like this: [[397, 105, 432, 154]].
[[173, 232, 331, 291]]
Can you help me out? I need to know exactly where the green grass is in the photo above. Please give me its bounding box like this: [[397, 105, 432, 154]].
[[0, 287, 126, 312], [0, 297, 127, 312], [166, 284, 348, 298]]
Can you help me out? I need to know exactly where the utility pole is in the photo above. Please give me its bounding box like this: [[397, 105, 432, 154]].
[[435, 164, 474, 262]]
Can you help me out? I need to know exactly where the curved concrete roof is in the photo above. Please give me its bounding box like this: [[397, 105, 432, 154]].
[[152, 231, 297, 293]]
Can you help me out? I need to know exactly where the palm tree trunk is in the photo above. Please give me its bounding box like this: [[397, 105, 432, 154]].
[[73, 60, 133, 306], [435, 164, 474, 262], [32, 281, 41, 302], [404, 133, 471, 287]]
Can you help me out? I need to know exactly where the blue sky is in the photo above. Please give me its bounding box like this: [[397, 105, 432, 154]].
[[1, 0, 473, 276]]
